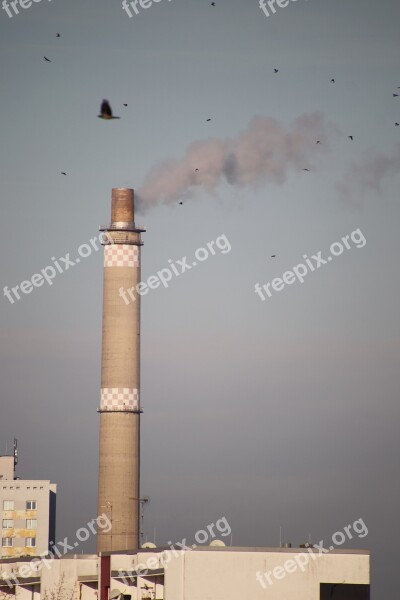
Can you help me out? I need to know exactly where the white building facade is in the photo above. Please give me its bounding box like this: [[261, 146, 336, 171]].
[[0, 455, 57, 559], [0, 546, 370, 600]]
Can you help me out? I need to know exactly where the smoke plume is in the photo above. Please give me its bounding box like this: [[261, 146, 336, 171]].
[[337, 145, 400, 202], [136, 112, 328, 212]]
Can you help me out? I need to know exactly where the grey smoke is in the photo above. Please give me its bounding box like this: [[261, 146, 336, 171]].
[[136, 112, 328, 211], [337, 144, 400, 201]]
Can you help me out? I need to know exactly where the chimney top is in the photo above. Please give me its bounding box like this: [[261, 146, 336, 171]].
[[111, 188, 134, 225]]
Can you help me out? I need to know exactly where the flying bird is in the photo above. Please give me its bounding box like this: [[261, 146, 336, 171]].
[[270, 255, 276, 258], [303, 168, 310, 172], [274, 68, 279, 73], [179, 201, 183, 205], [195, 168, 199, 172], [348, 135, 353, 140], [44, 56, 51, 62], [98, 100, 120, 120], [123, 103, 128, 107], [330, 78, 335, 83], [61, 172, 67, 176], [316, 140, 321, 144], [56, 33, 60, 38], [395, 123, 399, 127], [393, 94, 399, 97], [211, 2, 215, 5], [206, 118, 211, 122]]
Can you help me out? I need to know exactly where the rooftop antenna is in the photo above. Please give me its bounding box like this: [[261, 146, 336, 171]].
[[13, 439, 18, 468], [139, 496, 150, 547]]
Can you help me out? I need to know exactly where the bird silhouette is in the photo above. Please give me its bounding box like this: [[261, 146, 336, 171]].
[[61, 172, 67, 176], [179, 201, 183, 205], [271, 255, 276, 258], [395, 123, 399, 127], [123, 103, 128, 107], [274, 68, 279, 73], [316, 140, 321, 144], [44, 56, 51, 62], [56, 33, 60, 38], [195, 168, 199, 172], [331, 78, 335, 83], [348, 135, 353, 140], [303, 168, 310, 172], [211, 2, 215, 5], [394, 94, 399, 97], [98, 100, 120, 120], [206, 118, 211, 122]]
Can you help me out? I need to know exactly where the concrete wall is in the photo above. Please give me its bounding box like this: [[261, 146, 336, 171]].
[[0, 548, 370, 600], [163, 548, 370, 600], [0, 457, 14, 481]]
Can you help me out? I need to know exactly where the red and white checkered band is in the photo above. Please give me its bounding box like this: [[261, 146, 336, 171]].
[[104, 245, 139, 268], [100, 388, 139, 412]]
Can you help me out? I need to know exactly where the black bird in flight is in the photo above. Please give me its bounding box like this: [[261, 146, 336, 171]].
[[393, 93, 399, 97], [211, 2, 215, 5], [395, 123, 399, 127], [44, 56, 51, 62], [206, 118, 211, 121], [179, 201, 183, 205], [56, 33, 60, 38], [98, 100, 120, 120], [271, 255, 276, 258], [331, 78, 335, 83], [348, 135, 353, 140], [274, 68, 279, 73], [303, 168, 310, 172], [123, 103, 128, 107], [316, 140, 321, 144], [195, 168, 199, 172], [61, 172, 67, 176]]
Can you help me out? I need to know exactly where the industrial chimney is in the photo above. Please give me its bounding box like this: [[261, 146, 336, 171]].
[[97, 188, 145, 552]]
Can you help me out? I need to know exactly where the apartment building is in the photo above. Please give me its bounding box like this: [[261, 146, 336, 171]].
[[0, 454, 56, 559]]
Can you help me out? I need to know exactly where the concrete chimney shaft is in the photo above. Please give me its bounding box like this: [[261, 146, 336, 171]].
[[97, 188, 145, 552]]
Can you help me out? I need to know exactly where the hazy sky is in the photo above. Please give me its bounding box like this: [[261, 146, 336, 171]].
[[1, 0, 399, 595]]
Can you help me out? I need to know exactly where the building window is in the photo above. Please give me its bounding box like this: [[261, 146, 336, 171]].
[[2, 538, 13, 547], [26, 519, 37, 529], [26, 501, 37, 510], [3, 501, 14, 511], [2, 519, 13, 528], [26, 537, 36, 548]]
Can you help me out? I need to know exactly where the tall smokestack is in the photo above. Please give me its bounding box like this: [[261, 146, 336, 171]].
[[97, 188, 145, 552]]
